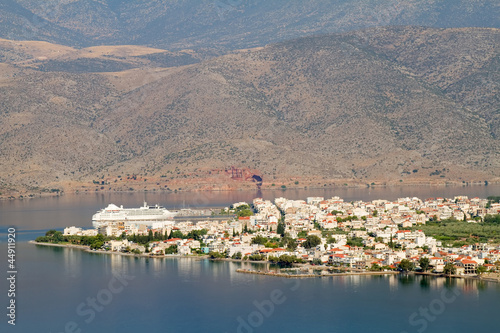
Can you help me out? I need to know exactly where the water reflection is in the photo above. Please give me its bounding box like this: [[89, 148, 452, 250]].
[[36, 245, 498, 297], [388, 274, 398, 292], [399, 273, 416, 286], [177, 257, 202, 282], [443, 276, 458, 290], [419, 275, 431, 289], [63, 248, 82, 278]]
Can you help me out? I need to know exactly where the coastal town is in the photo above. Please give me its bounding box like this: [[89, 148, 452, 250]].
[[39, 195, 500, 278]]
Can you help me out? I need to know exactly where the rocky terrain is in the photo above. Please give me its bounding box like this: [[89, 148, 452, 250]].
[[0, 27, 499, 197]]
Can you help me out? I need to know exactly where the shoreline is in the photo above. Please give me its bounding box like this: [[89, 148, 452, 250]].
[[4, 181, 498, 201], [30, 241, 210, 259], [414, 271, 500, 283], [235, 268, 400, 278], [30, 241, 499, 282]]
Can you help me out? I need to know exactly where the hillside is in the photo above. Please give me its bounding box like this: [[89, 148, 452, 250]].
[[0, 27, 499, 196], [96, 28, 499, 181], [344, 27, 500, 139], [1, 0, 498, 51]]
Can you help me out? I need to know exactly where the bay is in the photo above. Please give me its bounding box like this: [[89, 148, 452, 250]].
[[1, 243, 499, 333], [1, 185, 500, 332]]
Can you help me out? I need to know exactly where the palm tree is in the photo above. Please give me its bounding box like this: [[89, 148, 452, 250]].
[[443, 262, 456, 276]]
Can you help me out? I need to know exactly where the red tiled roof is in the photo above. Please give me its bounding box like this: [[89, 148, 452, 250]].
[[330, 248, 343, 252], [461, 259, 477, 264]]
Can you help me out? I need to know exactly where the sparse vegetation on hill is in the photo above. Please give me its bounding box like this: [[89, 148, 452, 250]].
[[0, 27, 499, 196]]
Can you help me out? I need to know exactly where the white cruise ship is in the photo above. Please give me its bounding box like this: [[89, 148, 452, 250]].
[[92, 202, 176, 228]]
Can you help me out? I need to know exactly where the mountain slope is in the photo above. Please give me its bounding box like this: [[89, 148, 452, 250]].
[[98, 28, 499, 181], [0, 27, 499, 195], [344, 27, 500, 138], [0, 0, 85, 46], [2, 0, 499, 51]]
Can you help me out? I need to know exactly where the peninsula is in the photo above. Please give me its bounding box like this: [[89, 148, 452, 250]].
[[35, 195, 500, 279]]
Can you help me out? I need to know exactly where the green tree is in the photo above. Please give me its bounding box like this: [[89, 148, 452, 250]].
[[232, 252, 242, 260], [90, 239, 104, 250], [346, 237, 364, 248], [277, 222, 286, 237], [398, 259, 415, 272], [303, 235, 321, 249], [237, 209, 253, 217], [165, 245, 178, 254], [284, 238, 297, 251], [251, 235, 268, 245], [249, 254, 265, 261], [264, 241, 279, 249], [279, 235, 290, 247], [268, 256, 279, 263], [476, 265, 487, 275], [43, 229, 64, 243], [209, 251, 225, 259], [276, 254, 300, 266], [170, 230, 184, 239], [419, 257, 431, 272], [443, 262, 456, 276], [484, 214, 500, 224], [235, 204, 254, 217], [487, 196, 500, 202], [297, 230, 308, 238], [186, 229, 208, 240], [326, 236, 336, 244]]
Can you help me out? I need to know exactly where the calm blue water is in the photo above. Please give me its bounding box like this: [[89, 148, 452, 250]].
[[1, 187, 500, 332], [1, 243, 498, 333]]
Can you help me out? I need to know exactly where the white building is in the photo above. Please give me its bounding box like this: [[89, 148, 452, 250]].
[[64, 226, 83, 236]]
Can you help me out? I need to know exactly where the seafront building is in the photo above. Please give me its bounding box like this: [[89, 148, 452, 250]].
[[66, 195, 500, 275]]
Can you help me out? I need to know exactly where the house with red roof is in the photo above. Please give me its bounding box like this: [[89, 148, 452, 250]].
[[456, 259, 478, 275]]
